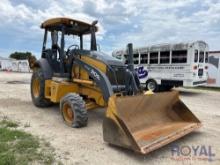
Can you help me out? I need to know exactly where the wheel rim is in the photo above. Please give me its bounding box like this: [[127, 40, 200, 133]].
[[32, 78, 40, 97], [147, 81, 156, 91], [63, 103, 74, 125]]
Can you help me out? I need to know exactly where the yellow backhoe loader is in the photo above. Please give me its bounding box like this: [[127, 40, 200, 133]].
[[30, 17, 201, 154]]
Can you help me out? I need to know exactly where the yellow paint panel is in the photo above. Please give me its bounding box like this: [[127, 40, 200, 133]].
[[72, 56, 106, 81], [81, 56, 107, 73], [45, 80, 79, 103], [79, 85, 106, 106], [45, 80, 105, 106]]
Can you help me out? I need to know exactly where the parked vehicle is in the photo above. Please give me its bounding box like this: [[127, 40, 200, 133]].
[[30, 17, 201, 154], [112, 41, 209, 92]]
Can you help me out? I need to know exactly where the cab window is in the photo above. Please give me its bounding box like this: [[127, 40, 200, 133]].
[[140, 53, 148, 64], [172, 50, 187, 63], [149, 52, 158, 64], [160, 51, 170, 64], [194, 50, 198, 62], [133, 53, 139, 64], [205, 52, 208, 63]]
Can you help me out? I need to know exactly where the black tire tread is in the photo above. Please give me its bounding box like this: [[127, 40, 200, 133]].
[[60, 93, 88, 128], [146, 79, 159, 92], [31, 69, 52, 107]]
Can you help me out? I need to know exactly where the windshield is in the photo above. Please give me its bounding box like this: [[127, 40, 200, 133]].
[[199, 51, 204, 63], [205, 52, 208, 63], [194, 50, 198, 63]]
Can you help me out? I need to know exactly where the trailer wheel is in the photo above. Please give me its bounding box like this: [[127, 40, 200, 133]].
[[60, 93, 88, 128], [31, 68, 52, 107], [146, 79, 159, 92]]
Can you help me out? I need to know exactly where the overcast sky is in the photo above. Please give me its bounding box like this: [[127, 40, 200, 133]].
[[0, 0, 220, 57]]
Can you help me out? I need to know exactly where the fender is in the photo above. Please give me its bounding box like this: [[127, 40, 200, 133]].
[[34, 58, 53, 79]]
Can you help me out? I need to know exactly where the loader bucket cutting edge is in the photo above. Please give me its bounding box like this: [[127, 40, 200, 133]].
[[103, 91, 201, 154]]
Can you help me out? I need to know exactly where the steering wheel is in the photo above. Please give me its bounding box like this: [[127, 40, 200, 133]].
[[66, 44, 79, 56]]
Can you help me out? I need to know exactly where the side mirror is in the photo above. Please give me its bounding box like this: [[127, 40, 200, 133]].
[[91, 20, 98, 26]]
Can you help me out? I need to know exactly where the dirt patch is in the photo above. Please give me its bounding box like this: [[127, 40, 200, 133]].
[[0, 72, 220, 165], [0, 98, 30, 107], [6, 80, 30, 84]]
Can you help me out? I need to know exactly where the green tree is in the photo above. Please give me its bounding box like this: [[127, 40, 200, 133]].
[[9, 52, 32, 60]]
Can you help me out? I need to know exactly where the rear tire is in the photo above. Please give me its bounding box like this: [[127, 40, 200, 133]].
[[146, 79, 159, 92], [31, 68, 52, 107], [60, 93, 88, 128]]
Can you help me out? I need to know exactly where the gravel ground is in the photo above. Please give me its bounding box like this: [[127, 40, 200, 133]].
[[0, 71, 220, 165]]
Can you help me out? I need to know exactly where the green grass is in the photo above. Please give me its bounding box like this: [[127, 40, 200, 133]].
[[0, 119, 59, 165], [0, 120, 19, 128], [0, 127, 31, 142]]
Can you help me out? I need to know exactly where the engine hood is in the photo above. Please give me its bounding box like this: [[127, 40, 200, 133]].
[[70, 49, 125, 67], [89, 51, 124, 66]]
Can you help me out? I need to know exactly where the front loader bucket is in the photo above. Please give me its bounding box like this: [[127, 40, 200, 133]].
[[103, 91, 201, 154]]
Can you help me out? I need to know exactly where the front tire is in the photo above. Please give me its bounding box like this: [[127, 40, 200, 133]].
[[146, 79, 159, 92], [31, 68, 52, 107], [60, 93, 88, 128]]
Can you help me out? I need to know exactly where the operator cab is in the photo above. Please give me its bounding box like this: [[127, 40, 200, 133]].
[[41, 17, 98, 76]]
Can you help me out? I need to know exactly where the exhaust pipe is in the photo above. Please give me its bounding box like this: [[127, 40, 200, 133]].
[[127, 43, 134, 72]]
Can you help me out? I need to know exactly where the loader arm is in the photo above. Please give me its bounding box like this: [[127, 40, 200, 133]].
[[73, 57, 113, 101], [72, 56, 142, 101]]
